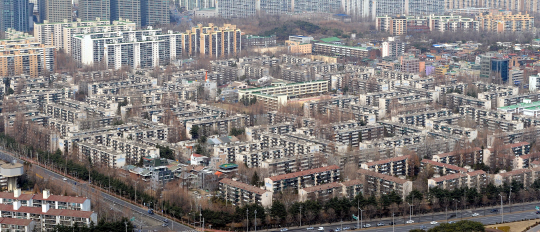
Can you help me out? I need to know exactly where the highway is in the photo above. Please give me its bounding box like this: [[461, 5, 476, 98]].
[[278, 204, 540, 232], [0, 151, 192, 232]]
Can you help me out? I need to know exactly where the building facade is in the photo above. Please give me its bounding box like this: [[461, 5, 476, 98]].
[[42, 0, 72, 23], [79, 0, 110, 21], [0, 40, 56, 77], [141, 0, 170, 26], [2, 0, 31, 32]]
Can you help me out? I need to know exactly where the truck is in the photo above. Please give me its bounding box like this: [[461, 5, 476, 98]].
[[148, 209, 154, 215]]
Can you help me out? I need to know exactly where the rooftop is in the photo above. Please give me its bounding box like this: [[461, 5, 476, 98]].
[[364, 155, 410, 166], [320, 37, 341, 43], [302, 182, 342, 193], [219, 178, 269, 195], [268, 165, 340, 182], [357, 169, 409, 184]]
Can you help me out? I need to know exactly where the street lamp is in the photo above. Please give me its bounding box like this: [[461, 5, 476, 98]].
[[499, 194, 504, 223], [407, 203, 414, 222], [255, 209, 257, 232]]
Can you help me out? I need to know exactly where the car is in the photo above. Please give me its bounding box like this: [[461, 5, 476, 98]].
[[472, 213, 480, 217], [448, 214, 456, 218], [420, 225, 427, 230], [318, 227, 324, 231], [536, 211, 540, 214], [377, 222, 385, 226], [352, 226, 358, 230], [280, 229, 288, 232], [162, 223, 168, 227], [335, 228, 340, 232], [163, 219, 169, 223], [430, 221, 438, 225], [449, 221, 456, 224], [406, 220, 414, 224], [491, 209, 499, 213], [63, 177, 67, 181], [307, 227, 314, 230], [363, 224, 371, 228], [343, 227, 350, 230], [389, 222, 395, 225]]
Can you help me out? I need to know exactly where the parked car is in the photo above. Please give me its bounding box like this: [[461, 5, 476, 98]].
[[430, 221, 438, 225], [280, 228, 288, 232], [363, 224, 371, 228], [406, 220, 414, 224], [343, 227, 350, 230], [377, 222, 385, 226], [472, 213, 480, 217], [307, 227, 314, 230], [318, 227, 324, 231]]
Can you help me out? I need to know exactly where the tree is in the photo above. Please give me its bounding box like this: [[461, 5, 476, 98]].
[[251, 171, 260, 186], [190, 125, 200, 139], [270, 201, 287, 222]]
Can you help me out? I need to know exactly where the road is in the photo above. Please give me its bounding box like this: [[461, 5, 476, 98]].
[[279, 204, 540, 232], [0, 151, 192, 232]]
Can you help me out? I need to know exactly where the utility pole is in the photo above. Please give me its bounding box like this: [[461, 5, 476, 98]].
[[509, 187, 512, 213], [247, 208, 249, 232], [124, 221, 127, 232], [357, 200, 360, 229], [392, 213, 395, 232], [360, 208, 363, 229], [299, 206, 302, 227], [255, 209, 257, 232], [499, 194, 504, 223]]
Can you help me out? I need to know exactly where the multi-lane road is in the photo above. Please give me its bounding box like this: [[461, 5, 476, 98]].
[[278, 203, 540, 232], [0, 150, 192, 232]]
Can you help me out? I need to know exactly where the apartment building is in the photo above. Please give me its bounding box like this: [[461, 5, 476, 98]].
[[493, 168, 534, 187], [41, 0, 72, 23], [298, 182, 343, 202], [218, 178, 273, 207], [78, 142, 126, 168], [0, 41, 56, 78], [513, 153, 539, 170], [141, 0, 170, 26], [79, 0, 110, 21], [313, 43, 378, 59], [431, 147, 483, 167], [185, 114, 250, 139], [243, 35, 277, 47], [264, 165, 341, 192], [476, 12, 534, 33], [238, 80, 329, 110], [0, 189, 91, 212], [261, 153, 324, 175], [428, 170, 489, 191], [358, 168, 412, 199], [35, 18, 110, 49], [421, 159, 468, 175], [377, 14, 479, 34], [0, 218, 35, 232], [62, 19, 136, 54], [341, 179, 364, 200], [334, 124, 385, 147], [111, 0, 141, 26], [286, 41, 312, 54], [360, 155, 410, 176]]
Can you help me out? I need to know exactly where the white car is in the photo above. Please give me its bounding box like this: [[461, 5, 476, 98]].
[[430, 221, 438, 225], [280, 229, 288, 232], [63, 177, 67, 181], [406, 220, 414, 224], [317, 227, 324, 231], [472, 213, 479, 217], [307, 227, 314, 230]]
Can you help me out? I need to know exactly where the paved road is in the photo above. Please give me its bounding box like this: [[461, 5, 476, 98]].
[[0, 151, 192, 232], [279, 208, 540, 232]]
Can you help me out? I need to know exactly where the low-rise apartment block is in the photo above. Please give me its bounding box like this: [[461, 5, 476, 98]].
[[264, 165, 341, 192], [360, 155, 410, 176], [218, 178, 273, 207], [358, 169, 412, 199], [421, 159, 468, 175]]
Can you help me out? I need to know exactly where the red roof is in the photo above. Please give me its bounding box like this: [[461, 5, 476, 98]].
[[219, 178, 268, 195], [301, 182, 342, 193], [32, 194, 88, 204], [498, 168, 532, 177], [341, 179, 363, 187], [516, 152, 539, 160], [0, 192, 34, 201], [192, 153, 204, 157], [421, 159, 468, 173], [268, 165, 341, 182], [466, 170, 486, 177], [0, 205, 93, 218], [488, 142, 529, 152], [364, 155, 411, 166], [357, 169, 409, 184], [0, 217, 33, 226]]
